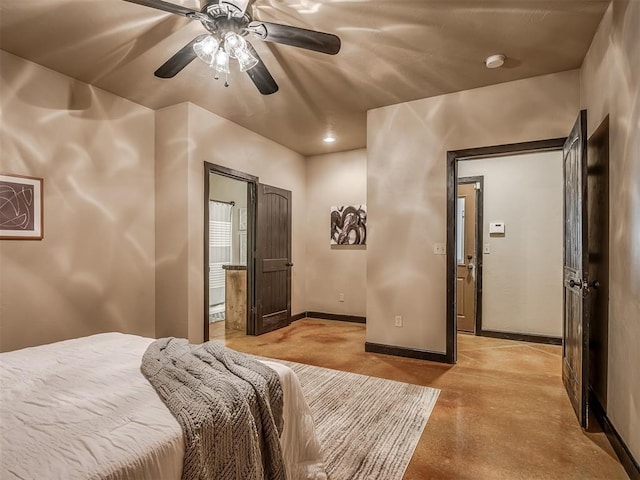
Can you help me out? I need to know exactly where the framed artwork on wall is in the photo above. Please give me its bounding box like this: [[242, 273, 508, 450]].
[[0, 174, 44, 240], [330, 205, 367, 245]]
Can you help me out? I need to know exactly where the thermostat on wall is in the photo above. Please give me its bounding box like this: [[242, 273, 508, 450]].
[[489, 222, 505, 235]]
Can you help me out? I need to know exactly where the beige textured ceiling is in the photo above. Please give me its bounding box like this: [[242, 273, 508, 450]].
[[0, 0, 608, 156]]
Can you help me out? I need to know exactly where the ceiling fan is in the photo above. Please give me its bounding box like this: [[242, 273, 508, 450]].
[[123, 0, 341, 95]]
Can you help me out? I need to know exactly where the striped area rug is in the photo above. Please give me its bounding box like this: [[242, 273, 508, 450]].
[[282, 361, 440, 480]]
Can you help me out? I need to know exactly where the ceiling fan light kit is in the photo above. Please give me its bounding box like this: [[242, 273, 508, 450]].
[[235, 48, 259, 72], [124, 0, 341, 95], [193, 36, 219, 65], [213, 49, 230, 77], [193, 31, 256, 84]]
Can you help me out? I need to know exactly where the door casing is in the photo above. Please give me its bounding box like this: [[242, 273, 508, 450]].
[[446, 138, 566, 363]]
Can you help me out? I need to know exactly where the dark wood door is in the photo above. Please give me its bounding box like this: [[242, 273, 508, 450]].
[[255, 183, 292, 334], [562, 110, 590, 428]]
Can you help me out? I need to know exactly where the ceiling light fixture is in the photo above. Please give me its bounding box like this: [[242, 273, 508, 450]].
[[193, 31, 258, 87], [485, 54, 506, 69], [323, 135, 336, 143], [125, 0, 341, 96]]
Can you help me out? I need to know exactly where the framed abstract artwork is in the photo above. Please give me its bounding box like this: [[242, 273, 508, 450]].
[[330, 205, 367, 245], [0, 174, 44, 240]]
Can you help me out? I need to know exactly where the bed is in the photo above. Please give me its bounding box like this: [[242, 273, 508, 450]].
[[0, 333, 326, 480]]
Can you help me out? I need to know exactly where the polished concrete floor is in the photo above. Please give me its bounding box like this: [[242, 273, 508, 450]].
[[210, 318, 628, 479]]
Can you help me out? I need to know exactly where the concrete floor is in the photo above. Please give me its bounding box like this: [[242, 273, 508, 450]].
[[210, 318, 628, 479]]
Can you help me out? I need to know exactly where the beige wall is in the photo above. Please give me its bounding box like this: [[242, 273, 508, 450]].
[[155, 102, 308, 343], [580, 0, 640, 461], [155, 104, 189, 339], [305, 149, 367, 316], [367, 70, 580, 352], [458, 151, 563, 337], [0, 51, 156, 352]]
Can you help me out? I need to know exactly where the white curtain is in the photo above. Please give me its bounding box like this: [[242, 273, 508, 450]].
[[209, 201, 233, 306]]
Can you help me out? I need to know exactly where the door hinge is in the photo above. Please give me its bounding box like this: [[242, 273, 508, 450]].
[[474, 182, 481, 191]]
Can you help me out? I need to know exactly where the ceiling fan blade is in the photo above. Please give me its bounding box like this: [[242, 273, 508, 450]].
[[245, 42, 279, 95], [122, 0, 199, 17], [154, 35, 207, 78], [248, 22, 341, 55]]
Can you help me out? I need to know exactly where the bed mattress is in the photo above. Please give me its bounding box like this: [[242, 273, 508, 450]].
[[0, 333, 325, 480]]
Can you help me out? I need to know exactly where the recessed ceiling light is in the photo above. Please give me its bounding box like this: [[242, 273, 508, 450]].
[[485, 54, 506, 69], [323, 135, 336, 143]]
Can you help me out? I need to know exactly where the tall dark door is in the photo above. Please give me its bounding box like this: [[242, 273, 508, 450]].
[[255, 183, 292, 334], [562, 110, 592, 428]]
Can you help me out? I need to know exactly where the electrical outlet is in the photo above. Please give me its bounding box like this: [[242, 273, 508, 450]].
[[434, 243, 446, 255], [395, 315, 403, 327], [339, 293, 345, 302], [483, 243, 491, 254]]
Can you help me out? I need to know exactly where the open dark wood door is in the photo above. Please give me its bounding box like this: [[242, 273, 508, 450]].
[[255, 183, 292, 334], [562, 110, 590, 428]]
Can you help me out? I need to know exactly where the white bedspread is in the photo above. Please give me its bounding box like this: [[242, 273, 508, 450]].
[[0, 333, 325, 480]]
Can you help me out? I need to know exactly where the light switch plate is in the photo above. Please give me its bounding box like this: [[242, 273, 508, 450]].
[[434, 243, 446, 255], [483, 243, 491, 254]]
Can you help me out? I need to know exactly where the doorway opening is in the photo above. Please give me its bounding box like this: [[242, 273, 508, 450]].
[[448, 113, 611, 436], [455, 176, 483, 335], [208, 199, 235, 323], [204, 163, 257, 342], [204, 163, 294, 342], [446, 138, 566, 363]]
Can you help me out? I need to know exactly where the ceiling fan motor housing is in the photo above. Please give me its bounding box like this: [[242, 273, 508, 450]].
[[193, 2, 252, 36]]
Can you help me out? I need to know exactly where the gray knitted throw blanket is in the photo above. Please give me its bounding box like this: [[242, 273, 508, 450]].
[[141, 338, 286, 480]]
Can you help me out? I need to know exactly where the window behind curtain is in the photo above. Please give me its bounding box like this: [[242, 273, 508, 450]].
[[209, 201, 233, 306]]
